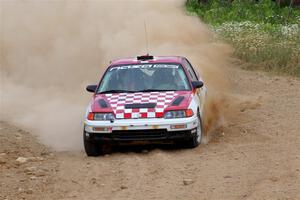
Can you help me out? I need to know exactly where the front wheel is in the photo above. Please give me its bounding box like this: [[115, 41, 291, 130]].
[[83, 131, 103, 156], [184, 111, 203, 148]]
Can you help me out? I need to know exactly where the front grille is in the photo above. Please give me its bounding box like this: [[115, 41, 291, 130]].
[[112, 129, 168, 140], [89, 129, 194, 142]]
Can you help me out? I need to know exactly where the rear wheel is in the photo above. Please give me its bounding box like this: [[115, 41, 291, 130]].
[[83, 131, 103, 156], [184, 111, 203, 148]]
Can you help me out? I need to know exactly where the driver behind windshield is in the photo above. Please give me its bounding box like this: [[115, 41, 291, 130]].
[[120, 69, 144, 91]]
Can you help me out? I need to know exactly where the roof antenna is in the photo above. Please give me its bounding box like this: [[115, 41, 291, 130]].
[[144, 20, 149, 55]]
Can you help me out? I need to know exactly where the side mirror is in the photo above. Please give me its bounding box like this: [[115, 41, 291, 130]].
[[86, 85, 97, 93], [192, 81, 203, 89]]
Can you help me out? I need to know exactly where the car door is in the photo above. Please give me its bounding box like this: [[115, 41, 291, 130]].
[[182, 58, 207, 115]]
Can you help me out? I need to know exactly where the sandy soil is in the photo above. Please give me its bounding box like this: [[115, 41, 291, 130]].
[[1, 66, 299, 200]]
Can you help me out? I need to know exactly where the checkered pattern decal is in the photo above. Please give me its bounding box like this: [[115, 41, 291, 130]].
[[105, 91, 178, 119]]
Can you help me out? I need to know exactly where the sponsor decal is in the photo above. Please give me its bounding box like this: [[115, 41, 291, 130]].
[[110, 64, 179, 71]]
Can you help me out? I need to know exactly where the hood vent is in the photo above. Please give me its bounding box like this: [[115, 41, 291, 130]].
[[98, 99, 108, 108], [125, 103, 156, 109], [171, 96, 184, 106]]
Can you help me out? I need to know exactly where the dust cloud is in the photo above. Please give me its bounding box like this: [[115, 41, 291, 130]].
[[0, 0, 232, 150]]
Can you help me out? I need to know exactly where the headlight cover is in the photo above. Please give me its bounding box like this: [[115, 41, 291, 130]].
[[87, 112, 115, 121], [164, 109, 194, 119]]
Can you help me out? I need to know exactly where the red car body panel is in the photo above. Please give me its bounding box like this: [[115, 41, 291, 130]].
[[91, 91, 193, 119]]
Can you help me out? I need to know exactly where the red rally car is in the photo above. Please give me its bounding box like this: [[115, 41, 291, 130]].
[[84, 55, 207, 156]]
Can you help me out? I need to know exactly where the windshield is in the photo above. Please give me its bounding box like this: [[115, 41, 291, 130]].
[[97, 63, 191, 93]]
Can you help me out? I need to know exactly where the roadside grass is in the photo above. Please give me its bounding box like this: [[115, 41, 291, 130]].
[[186, 0, 300, 76]]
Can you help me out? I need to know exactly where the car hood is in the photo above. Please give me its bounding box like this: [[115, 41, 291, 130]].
[[91, 91, 193, 119]]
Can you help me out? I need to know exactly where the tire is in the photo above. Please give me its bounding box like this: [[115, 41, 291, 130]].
[[184, 110, 203, 148], [83, 131, 103, 156]]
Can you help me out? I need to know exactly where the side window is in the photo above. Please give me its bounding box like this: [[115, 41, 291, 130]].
[[182, 58, 198, 81]]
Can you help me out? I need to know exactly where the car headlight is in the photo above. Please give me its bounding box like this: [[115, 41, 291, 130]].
[[164, 109, 194, 119], [87, 112, 115, 121]]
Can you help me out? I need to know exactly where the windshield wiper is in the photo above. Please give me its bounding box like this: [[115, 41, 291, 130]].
[[99, 89, 179, 94], [136, 89, 177, 92], [99, 90, 135, 94]]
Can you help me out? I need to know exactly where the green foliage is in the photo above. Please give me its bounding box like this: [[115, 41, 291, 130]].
[[187, 0, 300, 25], [186, 0, 300, 76]]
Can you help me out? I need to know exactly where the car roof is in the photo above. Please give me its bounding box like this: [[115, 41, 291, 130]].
[[109, 56, 186, 66]]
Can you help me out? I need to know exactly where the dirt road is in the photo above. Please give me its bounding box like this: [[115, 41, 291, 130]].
[[1, 66, 299, 200]]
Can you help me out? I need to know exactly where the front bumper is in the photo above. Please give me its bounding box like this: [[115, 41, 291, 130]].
[[84, 129, 197, 143], [84, 116, 198, 143]]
